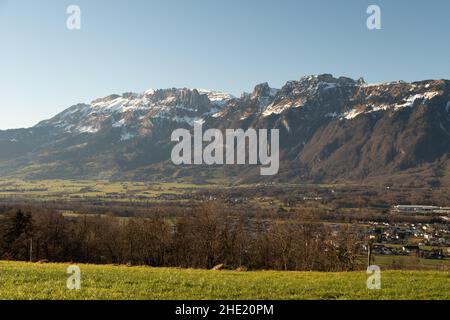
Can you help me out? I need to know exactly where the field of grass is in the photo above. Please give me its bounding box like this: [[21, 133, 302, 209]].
[[373, 255, 450, 270], [0, 179, 213, 202], [0, 261, 448, 300]]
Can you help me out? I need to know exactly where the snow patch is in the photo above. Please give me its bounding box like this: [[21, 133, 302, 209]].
[[423, 91, 440, 100], [342, 109, 364, 120], [370, 104, 390, 112], [120, 132, 135, 141], [262, 102, 303, 117], [212, 111, 225, 118], [78, 126, 98, 133], [112, 119, 126, 128], [394, 94, 424, 110], [144, 89, 155, 96], [196, 89, 234, 105]]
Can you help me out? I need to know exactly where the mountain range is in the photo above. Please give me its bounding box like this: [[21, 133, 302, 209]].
[[1, 74, 449, 186]]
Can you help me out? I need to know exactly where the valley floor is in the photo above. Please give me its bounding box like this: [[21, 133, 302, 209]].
[[0, 261, 448, 300]]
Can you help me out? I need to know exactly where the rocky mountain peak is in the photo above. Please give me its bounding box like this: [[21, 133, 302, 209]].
[[92, 94, 122, 105], [247, 83, 279, 109], [298, 74, 359, 87], [252, 82, 271, 97], [3, 75, 450, 186]]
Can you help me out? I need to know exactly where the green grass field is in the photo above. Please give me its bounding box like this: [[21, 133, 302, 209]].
[[0, 261, 448, 300]]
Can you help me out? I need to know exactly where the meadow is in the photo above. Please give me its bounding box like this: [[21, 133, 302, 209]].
[[0, 261, 448, 300], [0, 179, 205, 202]]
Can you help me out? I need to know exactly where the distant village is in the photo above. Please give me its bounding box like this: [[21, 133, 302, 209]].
[[366, 205, 450, 260]]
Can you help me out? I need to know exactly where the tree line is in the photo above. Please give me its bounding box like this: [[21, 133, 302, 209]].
[[0, 204, 363, 271]]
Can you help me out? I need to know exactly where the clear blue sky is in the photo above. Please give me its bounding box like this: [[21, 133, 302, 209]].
[[1, 0, 449, 129]]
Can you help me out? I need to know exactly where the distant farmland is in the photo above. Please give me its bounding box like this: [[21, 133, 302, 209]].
[[0, 261, 448, 300]]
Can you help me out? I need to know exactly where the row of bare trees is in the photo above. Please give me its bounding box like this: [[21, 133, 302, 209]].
[[0, 204, 363, 271]]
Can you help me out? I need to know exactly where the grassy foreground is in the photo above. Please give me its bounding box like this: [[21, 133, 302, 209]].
[[0, 261, 448, 300]]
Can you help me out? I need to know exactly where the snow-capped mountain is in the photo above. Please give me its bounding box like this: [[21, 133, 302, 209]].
[[1, 74, 449, 186], [36, 88, 233, 136]]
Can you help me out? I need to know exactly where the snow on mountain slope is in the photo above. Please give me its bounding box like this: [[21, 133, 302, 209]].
[[3, 74, 449, 185], [195, 89, 235, 106], [259, 75, 449, 122], [36, 88, 234, 134], [28, 75, 450, 144]]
